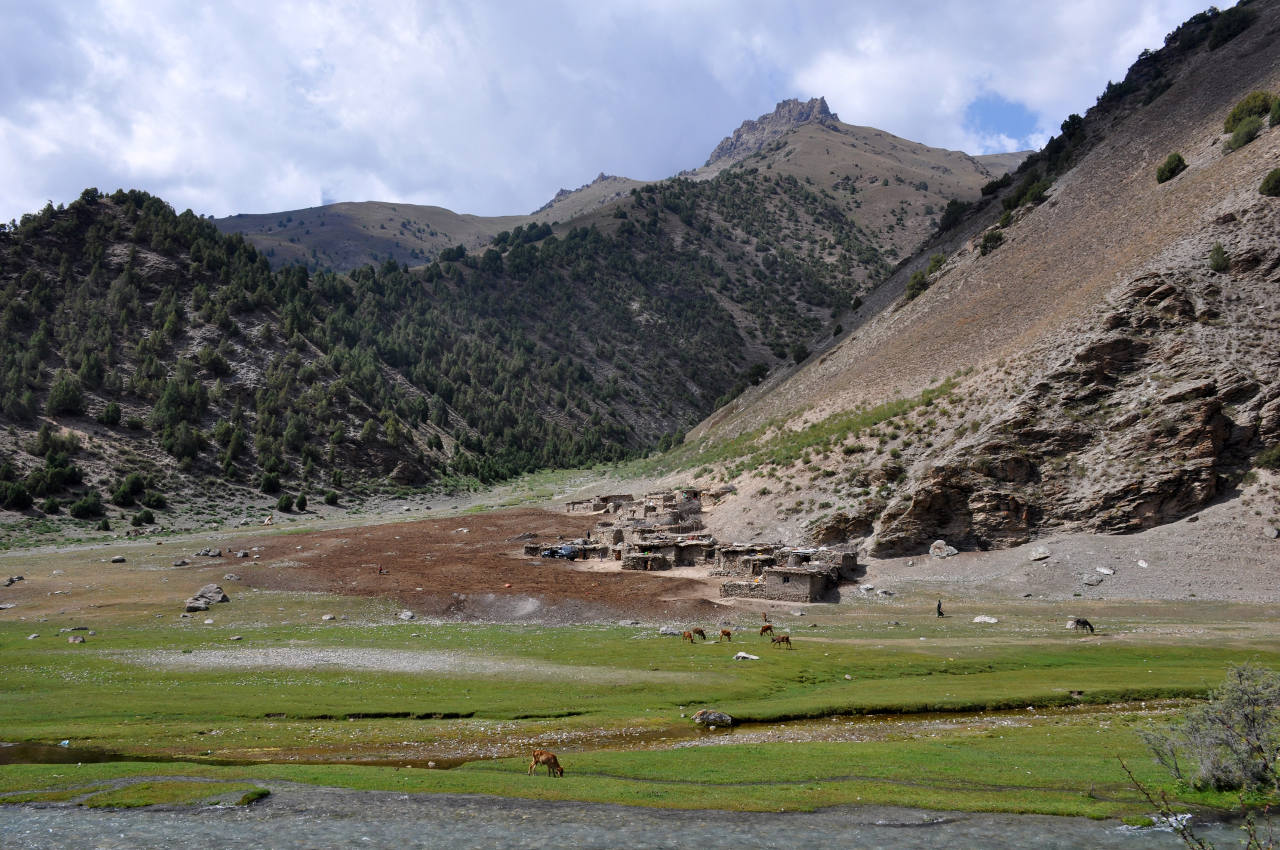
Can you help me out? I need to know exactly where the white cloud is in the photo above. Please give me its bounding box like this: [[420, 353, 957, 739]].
[[0, 0, 1221, 222]]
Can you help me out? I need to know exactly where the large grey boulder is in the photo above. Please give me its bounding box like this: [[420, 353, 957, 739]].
[[185, 584, 230, 612], [691, 709, 735, 727], [928, 540, 957, 559]]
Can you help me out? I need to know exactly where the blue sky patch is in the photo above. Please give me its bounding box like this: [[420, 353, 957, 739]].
[[965, 93, 1039, 142]]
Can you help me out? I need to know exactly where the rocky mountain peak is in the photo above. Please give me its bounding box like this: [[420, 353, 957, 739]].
[[705, 96, 840, 167]]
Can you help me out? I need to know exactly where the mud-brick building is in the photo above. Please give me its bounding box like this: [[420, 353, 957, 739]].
[[719, 564, 840, 603]]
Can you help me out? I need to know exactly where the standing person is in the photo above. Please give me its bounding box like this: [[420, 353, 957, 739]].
[[936, 599, 944, 618]]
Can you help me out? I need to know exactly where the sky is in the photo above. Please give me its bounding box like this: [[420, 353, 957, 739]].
[[0, 0, 1215, 223]]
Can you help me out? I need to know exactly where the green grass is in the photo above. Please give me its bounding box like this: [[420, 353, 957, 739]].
[[3, 580, 1279, 814], [625, 380, 953, 479]]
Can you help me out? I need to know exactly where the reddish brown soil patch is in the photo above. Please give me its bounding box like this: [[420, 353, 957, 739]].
[[234, 508, 724, 624]]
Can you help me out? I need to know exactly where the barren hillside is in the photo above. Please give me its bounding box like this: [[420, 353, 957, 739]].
[[675, 1, 1280, 556]]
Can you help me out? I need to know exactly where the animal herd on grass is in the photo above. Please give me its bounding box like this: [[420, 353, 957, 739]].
[[679, 613, 793, 649]]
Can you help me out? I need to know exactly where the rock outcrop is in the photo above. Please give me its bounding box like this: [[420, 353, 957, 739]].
[[704, 97, 839, 167], [869, 202, 1280, 555]]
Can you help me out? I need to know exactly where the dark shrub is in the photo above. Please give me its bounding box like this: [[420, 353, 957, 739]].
[[905, 270, 930, 301], [1260, 169, 1280, 198], [140, 490, 167, 509], [1226, 115, 1263, 152], [260, 472, 281, 494], [980, 230, 1004, 256], [2, 482, 33, 511], [295, 492, 307, 512], [1224, 91, 1275, 132], [323, 490, 339, 506], [1257, 444, 1280, 470], [1156, 153, 1187, 183], [131, 508, 155, 527], [41, 497, 61, 514], [45, 371, 85, 416], [69, 491, 105, 519], [97, 402, 121, 427], [937, 199, 971, 231], [1208, 5, 1257, 49], [1209, 242, 1229, 272], [276, 493, 295, 512]]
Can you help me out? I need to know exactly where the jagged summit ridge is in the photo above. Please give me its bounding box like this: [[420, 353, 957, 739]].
[[705, 96, 840, 167]]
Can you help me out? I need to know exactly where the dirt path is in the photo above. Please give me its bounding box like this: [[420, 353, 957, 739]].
[[234, 508, 726, 624]]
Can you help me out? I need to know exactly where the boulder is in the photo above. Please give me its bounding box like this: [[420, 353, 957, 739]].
[[691, 709, 735, 727], [732, 652, 759, 661], [397, 610, 415, 621], [223, 573, 240, 582], [1266, 526, 1279, 540], [658, 625, 682, 636], [67, 635, 85, 644], [972, 615, 998, 624], [1029, 546, 1051, 561], [173, 559, 189, 567], [1095, 567, 1115, 575], [184, 584, 229, 612], [110, 556, 126, 563], [929, 540, 958, 559], [1082, 574, 1104, 587]]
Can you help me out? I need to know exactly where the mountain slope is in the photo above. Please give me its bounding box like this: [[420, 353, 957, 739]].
[[216, 99, 1024, 274], [674, 1, 1280, 555]]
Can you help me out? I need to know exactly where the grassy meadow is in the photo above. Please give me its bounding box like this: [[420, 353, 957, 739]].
[[1, 537, 1279, 815]]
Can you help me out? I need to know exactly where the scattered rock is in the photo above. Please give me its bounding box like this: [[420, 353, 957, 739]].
[[67, 635, 85, 644], [110, 556, 126, 563], [173, 559, 189, 567], [1137, 560, 1149, 568], [185, 584, 230, 612], [27, 634, 38, 640], [322, 614, 335, 621], [1095, 567, 1115, 575], [1029, 546, 1051, 561], [235, 551, 249, 558], [0, 603, 14, 610], [876, 589, 894, 596], [972, 615, 998, 624], [844, 674, 852, 680], [223, 573, 240, 582], [732, 652, 759, 661], [929, 540, 958, 559], [1083, 575, 1104, 587], [618, 620, 640, 626], [659, 625, 681, 636], [1265, 526, 1279, 540], [859, 584, 875, 592], [691, 709, 734, 727], [203, 618, 214, 625], [3, 576, 23, 587], [397, 610, 415, 621], [1186, 515, 1199, 523], [229, 635, 243, 641]]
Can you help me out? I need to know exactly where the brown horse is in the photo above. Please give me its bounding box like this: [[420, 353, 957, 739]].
[[528, 749, 564, 777], [770, 634, 793, 649], [760, 624, 774, 637], [682, 630, 695, 643], [719, 628, 732, 642], [691, 627, 707, 641]]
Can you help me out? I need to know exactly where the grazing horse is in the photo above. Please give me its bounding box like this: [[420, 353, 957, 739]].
[[770, 634, 793, 649], [1070, 617, 1095, 634], [528, 749, 564, 777], [682, 630, 695, 643], [760, 624, 774, 637], [691, 627, 707, 641], [719, 628, 732, 642]]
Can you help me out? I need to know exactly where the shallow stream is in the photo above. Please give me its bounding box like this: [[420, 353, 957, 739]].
[[0, 786, 1265, 849]]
